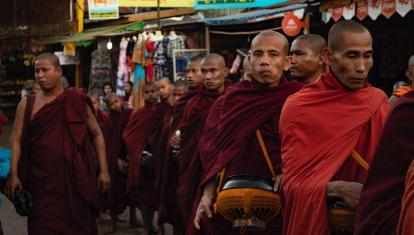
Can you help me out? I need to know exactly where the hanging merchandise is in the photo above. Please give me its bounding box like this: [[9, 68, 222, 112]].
[[396, 0, 412, 17], [153, 37, 170, 80], [145, 38, 155, 81], [88, 49, 113, 95], [343, 3, 355, 19], [356, 0, 369, 21], [132, 34, 146, 91], [116, 37, 129, 96], [381, 0, 397, 18]]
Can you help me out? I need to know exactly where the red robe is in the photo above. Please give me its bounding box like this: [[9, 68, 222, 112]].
[[96, 110, 108, 132], [158, 90, 199, 232], [18, 89, 99, 235], [123, 102, 171, 207], [397, 160, 414, 235], [187, 78, 302, 235], [176, 87, 225, 225], [354, 90, 414, 234], [279, 69, 389, 235], [103, 108, 132, 215]]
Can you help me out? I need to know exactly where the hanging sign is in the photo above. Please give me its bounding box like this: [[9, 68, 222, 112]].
[[281, 13, 304, 37], [194, 0, 288, 10], [64, 42, 76, 57], [381, 0, 396, 18], [118, 0, 193, 7], [356, 0, 369, 20], [332, 6, 344, 21], [88, 0, 119, 20]]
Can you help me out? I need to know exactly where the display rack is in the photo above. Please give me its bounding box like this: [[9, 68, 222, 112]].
[[172, 49, 209, 82]]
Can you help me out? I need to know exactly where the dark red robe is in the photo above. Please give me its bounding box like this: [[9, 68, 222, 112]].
[[354, 90, 414, 235], [18, 89, 99, 235], [96, 110, 108, 132], [103, 108, 132, 215], [158, 90, 199, 232], [123, 102, 171, 207], [186, 78, 303, 235], [176, 87, 225, 225]]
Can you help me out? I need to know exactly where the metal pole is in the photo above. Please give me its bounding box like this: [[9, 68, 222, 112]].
[[157, 0, 161, 27]]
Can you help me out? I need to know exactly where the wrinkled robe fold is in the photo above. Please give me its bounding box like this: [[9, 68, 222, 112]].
[[397, 160, 414, 235], [103, 108, 132, 215], [355, 90, 414, 235], [187, 78, 302, 235], [279, 69, 389, 235], [19, 89, 99, 235]]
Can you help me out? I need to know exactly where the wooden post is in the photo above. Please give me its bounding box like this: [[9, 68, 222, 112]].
[[205, 25, 210, 53], [304, 12, 310, 34]]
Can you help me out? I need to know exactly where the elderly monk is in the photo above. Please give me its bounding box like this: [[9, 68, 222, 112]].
[[173, 53, 228, 227], [102, 93, 133, 233], [124, 79, 173, 235], [280, 20, 389, 235], [289, 34, 326, 85], [159, 56, 204, 234], [7, 52, 110, 235], [190, 31, 303, 235], [354, 90, 414, 235], [389, 55, 414, 108], [397, 159, 414, 235]]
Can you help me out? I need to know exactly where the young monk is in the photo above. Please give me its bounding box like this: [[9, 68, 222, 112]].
[[7, 52, 110, 235], [289, 34, 326, 84], [389, 54, 414, 108], [279, 20, 389, 234], [172, 80, 189, 102], [171, 54, 228, 229], [124, 79, 173, 235], [89, 92, 108, 131], [191, 31, 302, 235], [159, 56, 204, 234], [354, 90, 414, 235], [102, 93, 133, 233]]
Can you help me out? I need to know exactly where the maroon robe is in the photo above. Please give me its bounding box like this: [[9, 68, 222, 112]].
[[103, 108, 132, 215], [176, 87, 225, 225], [18, 89, 99, 235], [158, 90, 199, 231], [354, 90, 414, 235], [96, 110, 108, 132], [186, 78, 303, 235], [123, 102, 171, 207]]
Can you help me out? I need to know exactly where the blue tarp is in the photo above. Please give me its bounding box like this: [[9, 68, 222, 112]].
[[201, 3, 307, 25], [0, 148, 11, 179]]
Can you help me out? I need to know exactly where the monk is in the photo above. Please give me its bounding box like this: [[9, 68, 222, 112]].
[[289, 34, 326, 84], [172, 54, 228, 228], [102, 93, 133, 232], [191, 31, 302, 235], [124, 79, 173, 235], [172, 79, 189, 102], [7, 52, 111, 235], [354, 90, 414, 235], [398, 159, 414, 235], [159, 56, 204, 234], [89, 92, 108, 131], [240, 56, 252, 81], [389, 55, 414, 108], [279, 20, 389, 235]]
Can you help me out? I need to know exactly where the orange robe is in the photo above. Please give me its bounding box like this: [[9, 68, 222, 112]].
[[397, 161, 414, 235], [393, 85, 413, 97], [279, 69, 389, 234]]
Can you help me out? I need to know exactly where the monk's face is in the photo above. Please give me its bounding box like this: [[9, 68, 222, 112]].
[[201, 59, 227, 91], [157, 80, 173, 100], [173, 85, 188, 102], [186, 60, 203, 89], [34, 58, 62, 91], [325, 31, 373, 90], [250, 35, 290, 86], [290, 39, 323, 82], [107, 95, 122, 113], [90, 96, 100, 113], [144, 86, 158, 104]]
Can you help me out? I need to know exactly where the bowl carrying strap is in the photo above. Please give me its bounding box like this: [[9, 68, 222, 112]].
[[351, 150, 369, 171]]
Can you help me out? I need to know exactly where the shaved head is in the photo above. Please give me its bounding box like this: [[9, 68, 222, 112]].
[[408, 55, 414, 69], [201, 54, 226, 69], [293, 34, 326, 54], [252, 31, 289, 56], [144, 81, 156, 92], [174, 79, 188, 88], [36, 52, 61, 69], [328, 20, 371, 51], [157, 77, 172, 86]]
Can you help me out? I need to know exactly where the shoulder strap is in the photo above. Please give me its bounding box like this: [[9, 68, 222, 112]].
[[351, 150, 369, 171], [255, 130, 277, 180]]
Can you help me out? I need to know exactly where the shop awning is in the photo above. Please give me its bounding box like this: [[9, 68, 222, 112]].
[[201, 3, 307, 25], [40, 21, 144, 46]]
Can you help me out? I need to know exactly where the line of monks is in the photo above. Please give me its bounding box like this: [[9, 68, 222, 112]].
[[4, 19, 414, 235]]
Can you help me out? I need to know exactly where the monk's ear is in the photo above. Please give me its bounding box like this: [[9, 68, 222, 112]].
[[284, 55, 292, 71], [323, 47, 333, 66], [223, 67, 229, 77]]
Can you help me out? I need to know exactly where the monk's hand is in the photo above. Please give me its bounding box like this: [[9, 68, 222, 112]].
[[326, 181, 363, 210], [170, 134, 181, 149], [273, 174, 283, 192], [117, 158, 127, 173], [6, 174, 22, 199], [194, 195, 213, 230], [98, 171, 111, 192]]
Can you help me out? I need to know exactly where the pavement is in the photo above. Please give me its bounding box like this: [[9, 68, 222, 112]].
[[0, 121, 173, 235]]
